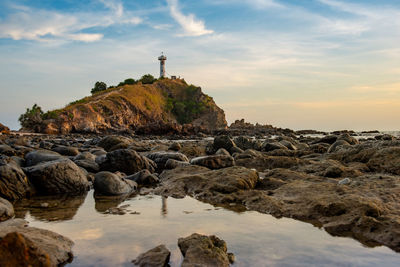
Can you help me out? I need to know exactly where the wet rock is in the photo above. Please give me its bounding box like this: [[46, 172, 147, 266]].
[[0, 159, 33, 200], [233, 136, 261, 151], [25, 150, 63, 167], [97, 135, 133, 151], [0, 219, 74, 266], [132, 244, 171, 267], [190, 155, 235, 169], [100, 149, 156, 175], [146, 151, 189, 171], [261, 141, 288, 152], [0, 197, 14, 221], [94, 171, 137, 195], [213, 135, 236, 152], [165, 159, 191, 169], [74, 159, 99, 173], [25, 158, 89, 195], [52, 146, 79, 156], [125, 170, 159, 187], [178, 233, 232, 267], [168, 142, 181, 151]]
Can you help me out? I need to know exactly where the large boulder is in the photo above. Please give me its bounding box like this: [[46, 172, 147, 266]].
[[0, 158, 33, 200], [97, 135, 133, 151], [261, 141, 288, 152], [25, 158, 89, 195], [213, 135, 236, 152], [157, 165, 259, 200], [125, 170, 159, 187], [178, 233, 233, 267], [52, 146, 79, 156], [367, 147, 400, 175], [73, 152, 99, 173], [100, 149, 156, 175], [190, 155, 235, 169], [146, 151, 189, 171], [132, 244, 170, 267], [94, 171, 137, 195], [233, 136, 261, 151], [25, 150, 63, 167], [0, 197, 14, 222], [0, 219, 74, 266]]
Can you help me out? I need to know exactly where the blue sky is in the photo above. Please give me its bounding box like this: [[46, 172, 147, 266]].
[[0, 0, 399, 131]]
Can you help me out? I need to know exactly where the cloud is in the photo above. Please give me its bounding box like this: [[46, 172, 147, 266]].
[[167, 0, 213, 36], [0, 0, 142, 43]]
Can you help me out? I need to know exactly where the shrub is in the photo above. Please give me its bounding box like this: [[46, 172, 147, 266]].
[[140, 74, 156, 84], [91, 81, 107, 94], [124, 78, 136, 85], [19, 104, 43, 128]]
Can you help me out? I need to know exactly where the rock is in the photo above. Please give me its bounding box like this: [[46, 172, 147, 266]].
[[261, 141, 288, 152], [339, 133, 359, 145], [25, 150, 63, 167], [313, 135, 338, 145], [100, 149, 156, 175], [338, 178, 351, 185], [375, 134, 395, 141], [25, 158, 89, 195], [235, 150, 304, 171], [233, 136, 261, 151], [39, 140, 54, 149], [230, 146, 244, 154], [190, 155, 235, 169], [213, 135, 236, 151], [94, 171, 137, 195], [0, 144, 15, 156], [168, 142, 181, 151], [97, 135, 133, 151], [215, 148, 230, 156], [0, 159, 33, 200], [178, 233, 232, 267], [52, 146, 79, 156], [0, 123, 10, 134], [165, 159, 191, 169], [280, 140, 297, 150], [157, 165, 259, 201], [0, 219, 74, 266], [0, 197, 14, 222], [73, 159, 99, 173], [125, 170, 159, 187], [327, 140, 351, 153], [146, 151, 189, 171], [367, 147, 400, 175], [132, 244, 170, 267]]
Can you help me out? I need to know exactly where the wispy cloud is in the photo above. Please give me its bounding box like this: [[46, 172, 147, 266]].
[[0, 0, 142, 43], [167, 0, 213, 36]]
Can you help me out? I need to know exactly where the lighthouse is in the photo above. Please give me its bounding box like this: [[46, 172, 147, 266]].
[[158, 52, 167, 78]]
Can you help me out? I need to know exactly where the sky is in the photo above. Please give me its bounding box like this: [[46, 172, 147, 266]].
[[0, 0, 399, 131]]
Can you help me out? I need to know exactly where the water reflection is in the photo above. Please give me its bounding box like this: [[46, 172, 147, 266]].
[[94, 194, 130, 213], [14, 192, 87, 222], [161, 196, 168, 217]]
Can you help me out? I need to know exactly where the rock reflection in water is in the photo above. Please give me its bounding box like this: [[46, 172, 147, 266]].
[[93, 194, 132, 213], [161, 196, 167, 217], [14, 192, 87, 222]]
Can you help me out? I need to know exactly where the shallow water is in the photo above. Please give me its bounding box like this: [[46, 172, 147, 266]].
[[14, 191, 400, 267]]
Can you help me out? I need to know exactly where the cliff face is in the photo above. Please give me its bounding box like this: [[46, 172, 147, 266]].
[[36, 79, 227, 134]]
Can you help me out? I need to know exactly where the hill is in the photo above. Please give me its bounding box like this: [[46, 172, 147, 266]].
[[26, 79, 227, 134]]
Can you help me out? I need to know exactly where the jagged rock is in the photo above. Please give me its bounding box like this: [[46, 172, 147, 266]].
[[25, 158, 89, 195], [52, 146, 79, 156], [0, 158, 33, 200], [0, 197, 14, 222], [213, 135, 236, 152], [190, 155, 235, 169], [94, 171, 137, 195], [125, 170, 159, 187], [0, 219, 73, 266], [100, 149, 156, 175], [25, 150, 63, 167], [97, 135, 133, 151], [132, 244, 170, 267], [233, 136, 261, 151], [165, 159, 191, 169], [146, 151, 189, 171], [327, 140, 351, 153], [178, 233, 232, 267]]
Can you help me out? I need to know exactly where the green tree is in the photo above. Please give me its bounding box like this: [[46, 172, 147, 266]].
[[19, 104, 44, 128], [91, 81, 107, 94], [124, 78, 136, 85], [140, 74, 156, 84]]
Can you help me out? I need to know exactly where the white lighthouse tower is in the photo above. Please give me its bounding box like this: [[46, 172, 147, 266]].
[[158, 52, 167, 78]]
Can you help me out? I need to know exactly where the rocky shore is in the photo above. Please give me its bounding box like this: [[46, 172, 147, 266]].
[[0, 128, 400, 265]]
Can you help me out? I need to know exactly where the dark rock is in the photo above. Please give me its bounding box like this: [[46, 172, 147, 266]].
[[0, 159, 33, 200], [0, 219, 74, 266], [190, 155, 235, 169], [367, 147, 400, 175], [39, 140, 53, 150], [261, 141, 288, 152], [94, 171, 137, 195], [213, 135, 236, 151], [375, 134, 395, 141], [313, 135, 338, 145], [125, 170, 159, 187], [215, 148, 230, 156], [165, 159, 191, 169], [0, 144, 15, 156], [25, 150, 63, 167], [0, 197, 14, 222], [74, 159, 99, 173], [328, 140, 351, 153], [146, 151, 188, 171], [100, 149, 156, 175], [52, 146, 79, 156], [233, 136, 261, 151], [132, 244, 170, 267], [97, 135, 133, 151], [230, 146, 244, 154], [178, 233, 232, 267], [25, 158, 89, 195], [168, 142, 181, 151]]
